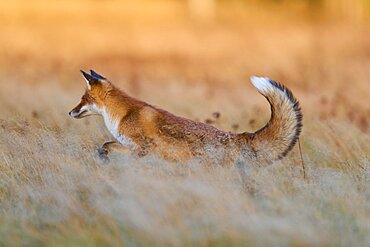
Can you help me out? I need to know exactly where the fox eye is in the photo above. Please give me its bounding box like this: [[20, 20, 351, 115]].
[[81, 95, 93, 102], [87, 95, 95, 102]]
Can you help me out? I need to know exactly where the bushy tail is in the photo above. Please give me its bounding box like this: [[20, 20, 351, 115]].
[[240, 77, 302, 164]]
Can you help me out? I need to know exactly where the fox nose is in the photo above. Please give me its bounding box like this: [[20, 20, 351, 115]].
[[68, 111, 73, 117]]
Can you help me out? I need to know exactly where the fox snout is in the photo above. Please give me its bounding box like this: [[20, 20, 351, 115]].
[[69, 105, 83, 118], [68, 110, 78, 118], [69, 102, 98, 119], [69, 101, 92, 119]]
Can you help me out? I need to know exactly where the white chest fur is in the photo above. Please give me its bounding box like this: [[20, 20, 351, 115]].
[[101, 108, 136, 148]]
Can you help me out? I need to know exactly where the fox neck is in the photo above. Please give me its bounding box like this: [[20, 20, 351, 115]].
[[96, 87, 137, 147], [100, 106, 136, 148]]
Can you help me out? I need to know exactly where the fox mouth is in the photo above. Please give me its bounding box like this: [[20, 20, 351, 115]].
[[73, 110, 99, 119]]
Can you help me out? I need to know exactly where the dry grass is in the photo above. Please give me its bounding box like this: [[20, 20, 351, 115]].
[[0, 1, 369, 246], [0, 83, 369, 246]]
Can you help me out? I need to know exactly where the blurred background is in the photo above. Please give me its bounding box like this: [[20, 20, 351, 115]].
[[0, 0, 369, 132], [1, 2, 369, 245]]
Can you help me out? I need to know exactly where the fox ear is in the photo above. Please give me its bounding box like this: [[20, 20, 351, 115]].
[[90, 69, 107, 80], [80, 70, 99, 90]]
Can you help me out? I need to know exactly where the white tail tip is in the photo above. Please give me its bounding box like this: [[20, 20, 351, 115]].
[[250, 76, 274, 93]]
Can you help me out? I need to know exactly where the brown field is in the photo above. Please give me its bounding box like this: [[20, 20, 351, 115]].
[[0, 1, 369, 246]]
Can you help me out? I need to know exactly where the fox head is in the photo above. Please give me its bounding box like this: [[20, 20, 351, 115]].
[[69, 70, 111, 119]]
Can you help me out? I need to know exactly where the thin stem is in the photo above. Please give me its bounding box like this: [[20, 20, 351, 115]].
[[298, 139, 306, 180]]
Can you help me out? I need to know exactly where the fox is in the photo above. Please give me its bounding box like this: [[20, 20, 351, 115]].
[[69, 70, 302, 168]]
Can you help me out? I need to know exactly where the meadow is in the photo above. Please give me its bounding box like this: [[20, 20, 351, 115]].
[[0, 1, 369, 246]]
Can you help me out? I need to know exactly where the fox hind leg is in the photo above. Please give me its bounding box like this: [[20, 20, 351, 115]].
[[234, 156, 256, 194]]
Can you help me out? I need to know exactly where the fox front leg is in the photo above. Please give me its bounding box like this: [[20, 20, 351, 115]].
[[97, 141, 130, 162]]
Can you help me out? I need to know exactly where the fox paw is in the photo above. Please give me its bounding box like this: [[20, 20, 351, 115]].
[[97, 147, 108, 155], [97, 147, 110, 163]]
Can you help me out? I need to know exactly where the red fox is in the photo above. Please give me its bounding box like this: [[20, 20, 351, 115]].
[[69, 70, 302, 167]]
